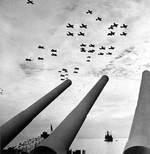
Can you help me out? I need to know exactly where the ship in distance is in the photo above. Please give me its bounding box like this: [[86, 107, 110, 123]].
[[104, 131, 113, 142]]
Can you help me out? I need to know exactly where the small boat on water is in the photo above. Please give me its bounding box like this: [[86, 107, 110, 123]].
[[104, 131, 113, 142]]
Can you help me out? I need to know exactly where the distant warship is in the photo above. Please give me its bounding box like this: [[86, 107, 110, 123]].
[[104, 131, 113, 142]]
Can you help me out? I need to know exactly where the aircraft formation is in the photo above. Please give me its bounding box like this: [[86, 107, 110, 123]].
[[25, 47, 58, 62], [86, 56, 91, 62], [58, 69, 68, 81], [23, 9, 129, 82], [79, 43, 115, 59], [65, 10, 104, 37], [58, 67, 79, 80], [66, 23, 87, 37], [107, 23, 128, 36], [65, 10, 128, 64], [51, 49, 58, 56]]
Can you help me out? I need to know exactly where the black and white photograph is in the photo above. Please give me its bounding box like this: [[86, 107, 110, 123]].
[[1, 0, 150, 154]]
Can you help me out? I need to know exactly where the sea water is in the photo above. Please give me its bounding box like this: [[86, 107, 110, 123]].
[[70, 138, 128, 154]]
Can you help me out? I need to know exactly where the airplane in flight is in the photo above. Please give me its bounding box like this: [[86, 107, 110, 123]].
[[89, 44, 95, 47], [98, 52, 104, 55], [113, 22, 118, 27], [51, 49, 57, 52], [38, 45, 45, 49], [80, 48, 86, 52], [108, 25, 114, 30], [120, 24, 128, 28], [86, 10, 92, 14], [109, 46, 115, 50], [66, 23, 74, 28], [96, 17, 102, 21], [51, 53, 57, 56], [62, 68, 68, 72], [107, 31, 115, 36], [73, 71, 78, 74], [25, 58, 32, 61], [67, 32, 74, 36], [80, 24, 87, 29], [38, 57, 44, 60], [106, 52, 112, 55], [80, 43, 86, 47], [27, 0, 34, 4], [78, 32, 85, 36], [74, 67, 79, 70], [99, 46, 106, 50], [120, 32, 127, 36], [88, 49, 95, 53]]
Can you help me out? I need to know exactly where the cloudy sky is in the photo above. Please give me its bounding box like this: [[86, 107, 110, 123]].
[[1, 0, 150, 146]]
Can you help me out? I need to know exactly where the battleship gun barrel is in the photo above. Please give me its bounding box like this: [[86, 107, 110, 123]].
[[0, 79, 72, 149], [123, 71, 150, 154], [31, 75, 109, 154]]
